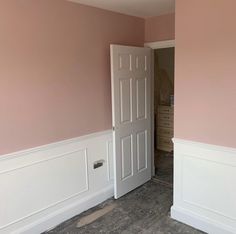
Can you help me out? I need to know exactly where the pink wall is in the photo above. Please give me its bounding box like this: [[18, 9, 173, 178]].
[[0, 0, 144, 155], [175, 0, 236, 148], [145, 13, 175, 42]]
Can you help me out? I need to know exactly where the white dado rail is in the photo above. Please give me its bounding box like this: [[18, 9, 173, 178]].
[[171, 138, 236, 234], [0, 130, 114, 234]]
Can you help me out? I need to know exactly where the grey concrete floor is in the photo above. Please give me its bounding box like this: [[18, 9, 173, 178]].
[[44, 181, 204, 234], [154, 150, 173, 186]]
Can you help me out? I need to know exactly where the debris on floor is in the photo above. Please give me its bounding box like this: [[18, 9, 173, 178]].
[[45, 181, 204, 234], [76, 203, 117, 228]]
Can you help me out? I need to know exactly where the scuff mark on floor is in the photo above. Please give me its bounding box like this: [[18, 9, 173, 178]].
[[45, 182, 204, 234], [76, 203, 117, 228]]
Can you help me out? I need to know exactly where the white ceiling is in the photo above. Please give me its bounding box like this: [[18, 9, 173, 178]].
[[68, 0, 175, 18]]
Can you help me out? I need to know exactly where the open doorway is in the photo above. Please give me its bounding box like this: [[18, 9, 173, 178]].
[[153, 47, 175, 187]]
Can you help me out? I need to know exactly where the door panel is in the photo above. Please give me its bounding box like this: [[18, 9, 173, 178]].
[[121, 134, 133, 180], [120, 78, 132, 123], [111, 45, 151, 199], [119, 53, 131, 71], [137, 130, 147, 172], [136, 77, 147, 120], [135, 55, 147, 71]]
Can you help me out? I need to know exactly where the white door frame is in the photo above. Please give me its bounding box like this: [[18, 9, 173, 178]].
[[144, 40, 175, 176]]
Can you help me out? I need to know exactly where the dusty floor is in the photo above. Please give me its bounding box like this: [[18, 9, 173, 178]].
[[154, 150, 173, 187], [44, 181, 204, 234]]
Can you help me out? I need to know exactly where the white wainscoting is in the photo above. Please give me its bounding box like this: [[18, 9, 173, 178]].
[[171, 138, 236, 234], [0, 130, 114, 234]]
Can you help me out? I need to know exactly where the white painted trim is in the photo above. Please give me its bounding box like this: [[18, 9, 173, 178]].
[[0, 129, 112, 161], [171, 138, 236, 234], [171, 206, 234, 234], [172, 138, 236, 154], [150, 49, 155, 176], [0, 130, 114, 234], [144, 40, 175, 49], [16, 185, 114, 234]]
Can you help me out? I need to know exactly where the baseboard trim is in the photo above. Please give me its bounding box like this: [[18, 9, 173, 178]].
[[17, 185, 114, 234], [171, 206, 235, 234]]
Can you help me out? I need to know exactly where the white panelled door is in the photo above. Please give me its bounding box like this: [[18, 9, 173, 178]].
[[110, 45, 152, 199]]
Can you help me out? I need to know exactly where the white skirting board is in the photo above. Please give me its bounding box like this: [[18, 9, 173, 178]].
[[0, 130, 114, 234], [171, 138, 236, 234]]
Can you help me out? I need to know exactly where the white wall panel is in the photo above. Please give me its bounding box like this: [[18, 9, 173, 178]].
[[0, 130, 113, 234], [171, 138, 236, 234]]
